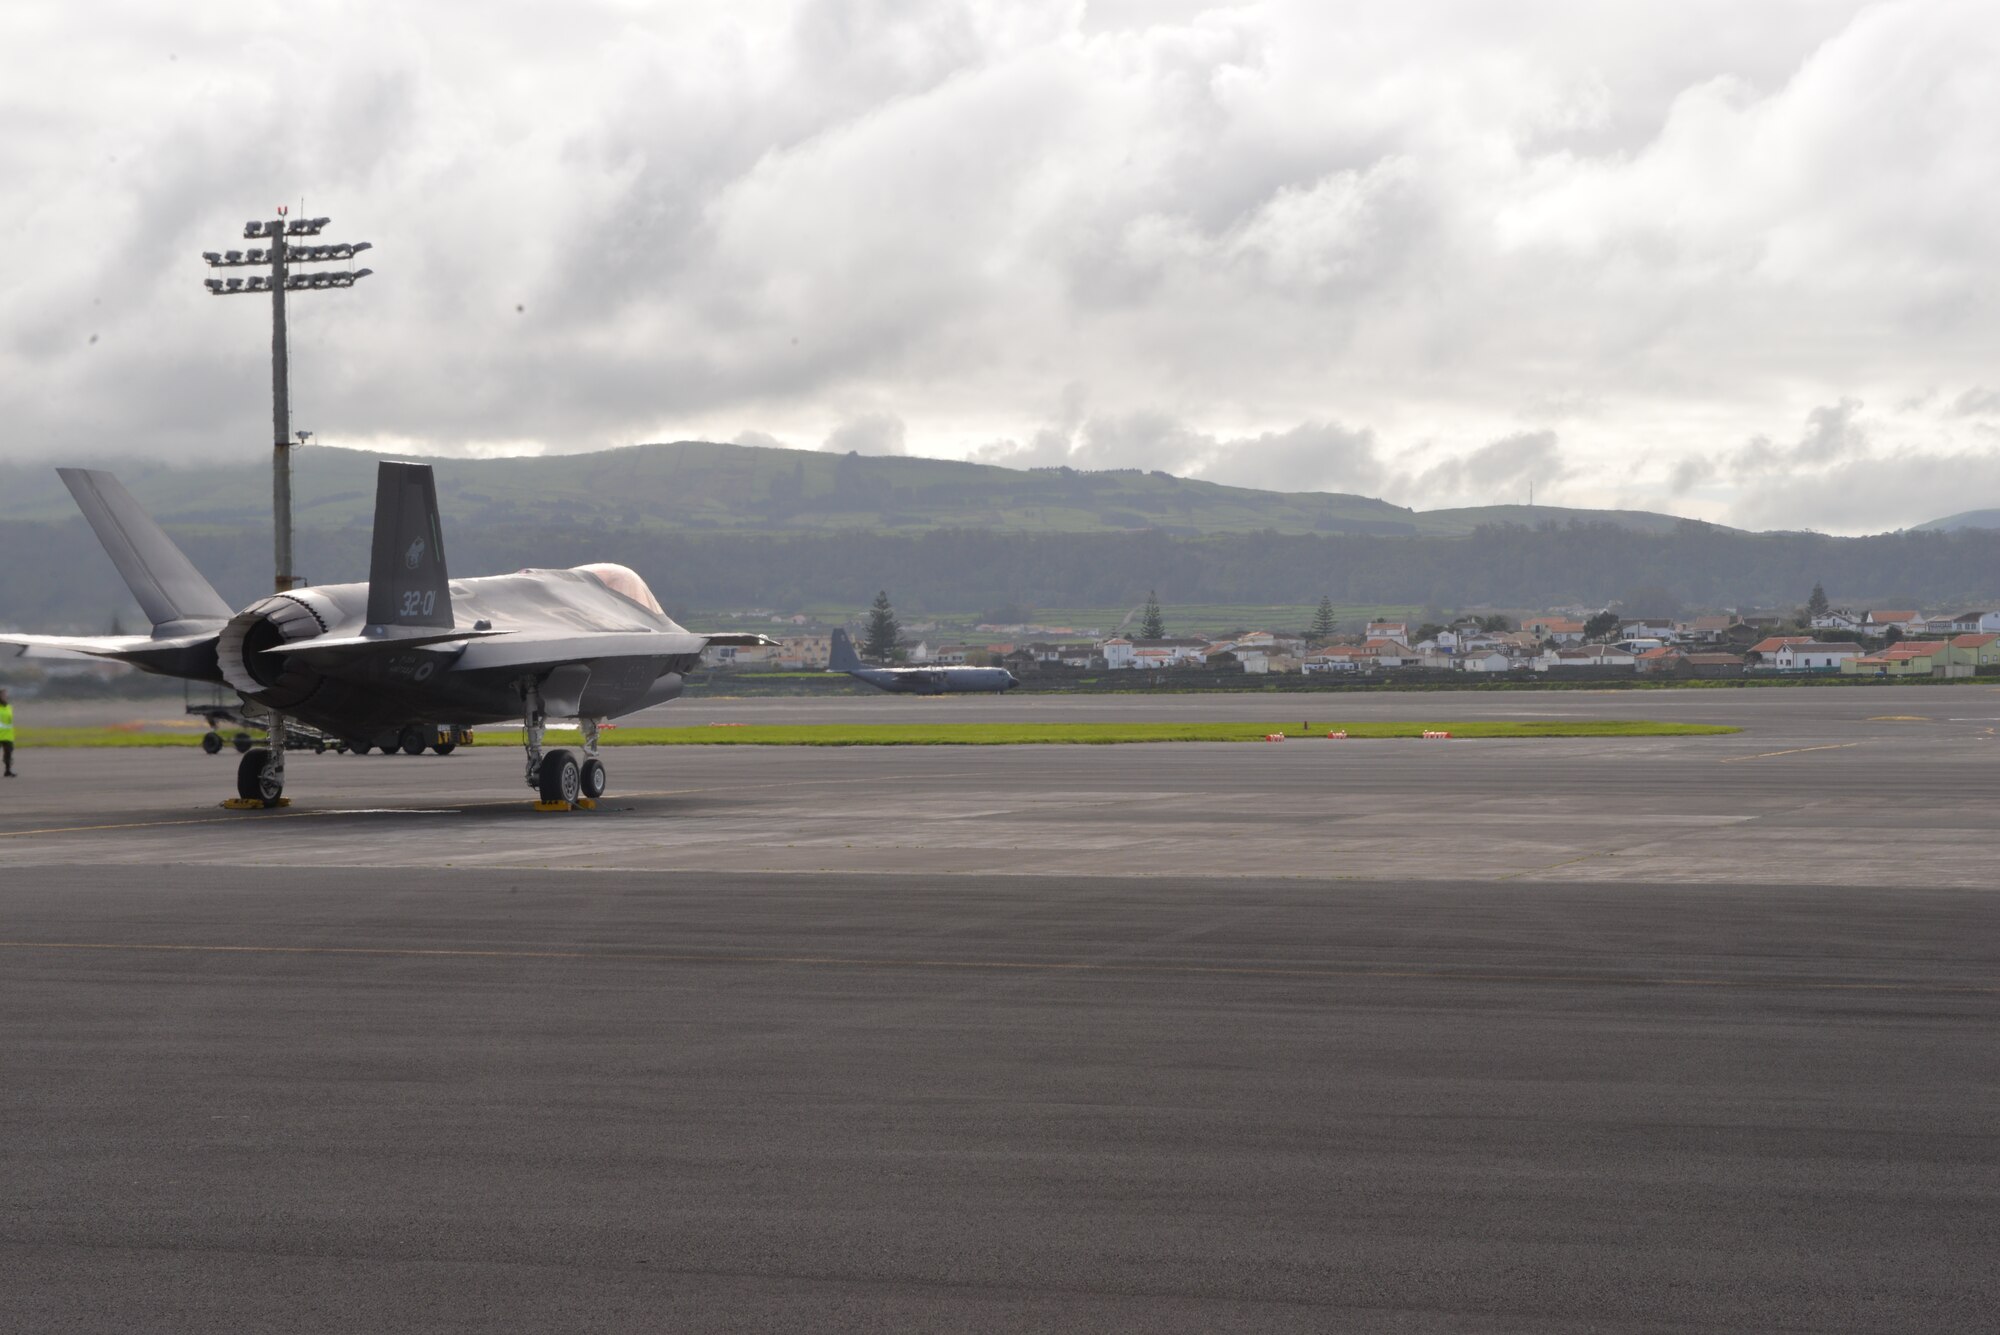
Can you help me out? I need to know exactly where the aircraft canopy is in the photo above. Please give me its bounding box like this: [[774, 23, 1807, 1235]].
[[574, 563, 665, 616]]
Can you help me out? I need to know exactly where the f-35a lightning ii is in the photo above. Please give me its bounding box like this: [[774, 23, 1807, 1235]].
[[827, 627, 1019, 694], [0, 461, 771, 806]]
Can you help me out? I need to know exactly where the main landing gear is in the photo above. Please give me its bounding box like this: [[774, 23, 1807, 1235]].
[[227, 715, 288, 808], [522, 693, 608, 809]]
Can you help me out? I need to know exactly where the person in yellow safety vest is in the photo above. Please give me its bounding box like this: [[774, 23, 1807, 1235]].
[[0, 687, 13, 777]]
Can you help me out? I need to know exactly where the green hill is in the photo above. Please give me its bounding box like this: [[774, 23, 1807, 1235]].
[[0, 439, 1704, 538]]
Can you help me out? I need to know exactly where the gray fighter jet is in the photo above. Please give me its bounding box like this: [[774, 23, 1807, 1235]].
[[0, 462, 771, 806], [827, 627, 1019, 694]]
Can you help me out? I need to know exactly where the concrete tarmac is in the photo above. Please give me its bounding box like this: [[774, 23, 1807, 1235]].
[[2, 688, 1995, 1330]]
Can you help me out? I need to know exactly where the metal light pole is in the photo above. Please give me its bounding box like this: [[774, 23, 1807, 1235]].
[[203, 211, 372, 593]]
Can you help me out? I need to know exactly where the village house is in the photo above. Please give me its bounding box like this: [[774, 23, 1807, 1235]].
[[1456, 649, 1514, 673], [1926, 610, 2000, 635], [1810, 608, 1864, 632], [1362, 637, 1417, 667], [1302, 646, 1376, 673], [1635, 646, 1684, 673], [1842, 640, 1954, 677], [1746, 635, 1816, 663], [701, 641, 777, 667], [1947, 632, 2000, 668], [1618, 616, 1676, 641], [1863, 609, 1927, 635], [1532, 645, 1638, 672], [1100, 637, 1209, 669], [1364, 620, 1409, 642], [1524, 617, 1587, 644], [1022, 642, 1097, 668], [773, 633, 834, 669], [1679, 615, 1743, 643], [1768, 641, 1863, 671]]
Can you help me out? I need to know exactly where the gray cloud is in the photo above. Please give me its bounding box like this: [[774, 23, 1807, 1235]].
[[1195, 422, 1386, 494], [822, 413, 907, 456], [1951, 386, 2000, 416], [1669, 455, 1716, 495], [2, 0, 1996, 536], [1726, 449, 2000, 533], [1402, 430, 1570, 503], [1792, 398, 1867, 465]]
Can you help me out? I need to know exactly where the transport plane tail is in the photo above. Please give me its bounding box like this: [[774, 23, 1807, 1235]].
[[829, 626, 864, 671]]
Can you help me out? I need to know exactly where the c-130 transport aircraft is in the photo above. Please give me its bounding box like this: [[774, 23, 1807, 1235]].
[[0, 461, 771, 807], [827, 627, 1020, 694]]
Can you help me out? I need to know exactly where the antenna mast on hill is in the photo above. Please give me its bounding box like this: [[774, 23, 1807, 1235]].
[[201, 210, 373, 593]]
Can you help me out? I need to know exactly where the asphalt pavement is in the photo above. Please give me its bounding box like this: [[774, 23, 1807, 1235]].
[[1, 687, 1995, 1330]]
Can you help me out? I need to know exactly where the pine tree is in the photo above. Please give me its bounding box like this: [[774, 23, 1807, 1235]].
[[863, 590, 900, 661], [1807, 582, 1830, 618], [1309, 596, 1336, 642], [1139, 590, 1166, 640]]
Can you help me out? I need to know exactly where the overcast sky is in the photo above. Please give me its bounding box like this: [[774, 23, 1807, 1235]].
[[3, 0, 1996, 533]]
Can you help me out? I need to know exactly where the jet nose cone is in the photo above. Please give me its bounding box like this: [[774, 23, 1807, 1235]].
[[1006, 674, 1021, 689]]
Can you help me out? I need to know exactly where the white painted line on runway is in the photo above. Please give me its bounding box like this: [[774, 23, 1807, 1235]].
[[1720, 742, 1862, 763]]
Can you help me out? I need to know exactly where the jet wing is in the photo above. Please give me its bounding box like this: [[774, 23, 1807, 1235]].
[[448, 630, 712, 674]]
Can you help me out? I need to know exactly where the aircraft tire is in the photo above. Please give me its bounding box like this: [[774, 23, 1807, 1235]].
[[538, 748, 582, 805], [580, 757, 607, 800], [398, 724, 430, 755], [232, 732, 253, 753], [432, 742, 458, 756], [202, 731, 224, 755], [349, 742, 372, 755], [236, 748, 281, 802]]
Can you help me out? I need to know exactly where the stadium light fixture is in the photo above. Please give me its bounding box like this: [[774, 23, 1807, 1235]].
[[200, 206, 376, 594]]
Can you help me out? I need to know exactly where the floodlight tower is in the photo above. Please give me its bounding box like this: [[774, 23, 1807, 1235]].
[[202, 210, 372, 593]]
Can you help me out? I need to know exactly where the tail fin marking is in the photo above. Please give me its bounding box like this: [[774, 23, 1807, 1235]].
[[365, 462, 454, 629]]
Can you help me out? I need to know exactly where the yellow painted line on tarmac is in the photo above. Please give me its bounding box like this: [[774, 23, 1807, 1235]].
[[0, 939, 1992, 996], [1868, 715, 1930, 722], [1720, 742, 1862, 763]]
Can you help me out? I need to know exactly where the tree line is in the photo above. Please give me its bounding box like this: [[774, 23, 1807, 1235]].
[[4, 516, 1999, 630]]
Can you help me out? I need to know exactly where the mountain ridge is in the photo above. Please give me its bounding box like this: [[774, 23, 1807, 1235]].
[[0, 439, 1715, 538]]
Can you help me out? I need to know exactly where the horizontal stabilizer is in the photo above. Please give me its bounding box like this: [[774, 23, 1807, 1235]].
[[700, 633, 780, 647], [59, 469, 232, 634], [1, 630, 221, 685], [1, 632, 159, 662]]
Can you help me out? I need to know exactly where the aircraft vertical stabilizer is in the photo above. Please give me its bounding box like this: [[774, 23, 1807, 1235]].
[[365, 462, 454, 629], [829, 627, 863, 671], [58, 468, 233, 635]]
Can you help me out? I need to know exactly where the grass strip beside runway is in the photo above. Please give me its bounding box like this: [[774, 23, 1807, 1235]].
[[471, 720, 1739, 746], [14, 727, 210, 748]]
